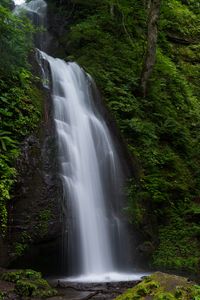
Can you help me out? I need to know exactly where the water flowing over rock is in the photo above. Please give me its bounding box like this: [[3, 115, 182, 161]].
[[37, 51, 132, 279], [14, 0, 49, 51]]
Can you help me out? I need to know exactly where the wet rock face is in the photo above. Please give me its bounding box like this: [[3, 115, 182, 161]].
[[7, 93, 63, 274]]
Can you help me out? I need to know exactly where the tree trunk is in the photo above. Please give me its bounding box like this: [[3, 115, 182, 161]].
[[140, 0, 161, 97]]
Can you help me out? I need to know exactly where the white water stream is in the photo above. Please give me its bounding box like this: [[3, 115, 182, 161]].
[[37, 52, 128, 276], [14, 0, 146, 282]]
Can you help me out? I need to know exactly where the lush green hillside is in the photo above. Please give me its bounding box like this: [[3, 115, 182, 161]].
[[48, 0, 200, 273], [0, 0, 41, 235]]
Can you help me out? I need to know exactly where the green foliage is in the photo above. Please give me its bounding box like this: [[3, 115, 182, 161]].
[[1, 269, 57, 298], [0, 79, 41, 234], [51, 0, 200, 273], [115, 272, 200, 300], [35, 209, 52, 237], [1, 269, 41, 282], [0, 5, 33, 75], [152, 210, 200, 272], [15, 280, 37, 297], [0, 2, 42, 234], [0, 154, 17, 234], [159, 0, 200, 39], [0, 291, 5, 300], [14, 242, 28, 257], [15, 278, 57, 298], [12, 231, 32, 257]]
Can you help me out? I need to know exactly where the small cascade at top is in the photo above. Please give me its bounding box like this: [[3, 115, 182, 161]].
[[14, 0, 48, 51]]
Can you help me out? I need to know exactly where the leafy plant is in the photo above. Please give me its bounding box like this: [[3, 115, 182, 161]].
[[0, 1, 42, 234]]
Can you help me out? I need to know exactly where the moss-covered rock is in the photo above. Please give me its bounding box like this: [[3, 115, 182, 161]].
[[0, 291, 5, 300], [0, 269, 57, 298], [15, 279, 38, 297], [1, 269, 41, 282], [115, 272, 200, 300]]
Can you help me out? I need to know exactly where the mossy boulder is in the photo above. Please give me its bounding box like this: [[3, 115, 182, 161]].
[[1, 269, 41, 282], [0, 291, 5, 300], [0, 269, 57, 298], [15, 279, 38, 297], [115, 272, 200, 300]]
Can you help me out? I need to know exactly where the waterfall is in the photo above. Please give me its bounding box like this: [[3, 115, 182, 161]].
[[37, 51, 131, 278], [14, 0, 145, 282], [14, 0, 48, 50]]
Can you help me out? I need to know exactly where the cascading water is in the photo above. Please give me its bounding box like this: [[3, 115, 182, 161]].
[[14, 0, 146, 282], [37, 52, 133, 280], [14, 0, 48, 50]]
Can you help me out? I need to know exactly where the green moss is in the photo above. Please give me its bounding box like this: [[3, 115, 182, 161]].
[[1, 269, 57, 298], [32, 288, 58, 298], [152, 210, 200, 273], [1, 269, 42, 283], [14, 242, 28, 257], [0, 291, 5, 300], [1, 270, 24, 283], [13, 231, 32, 257], [15, 280, 37, 297], [35, 209, 52, 238], [154, 293, 176, 300], [115, 272, 200, 300], [15, 279, 57, 298]]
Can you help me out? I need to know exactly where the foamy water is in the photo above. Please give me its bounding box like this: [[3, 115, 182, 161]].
[[63, 272, 149, 283]]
